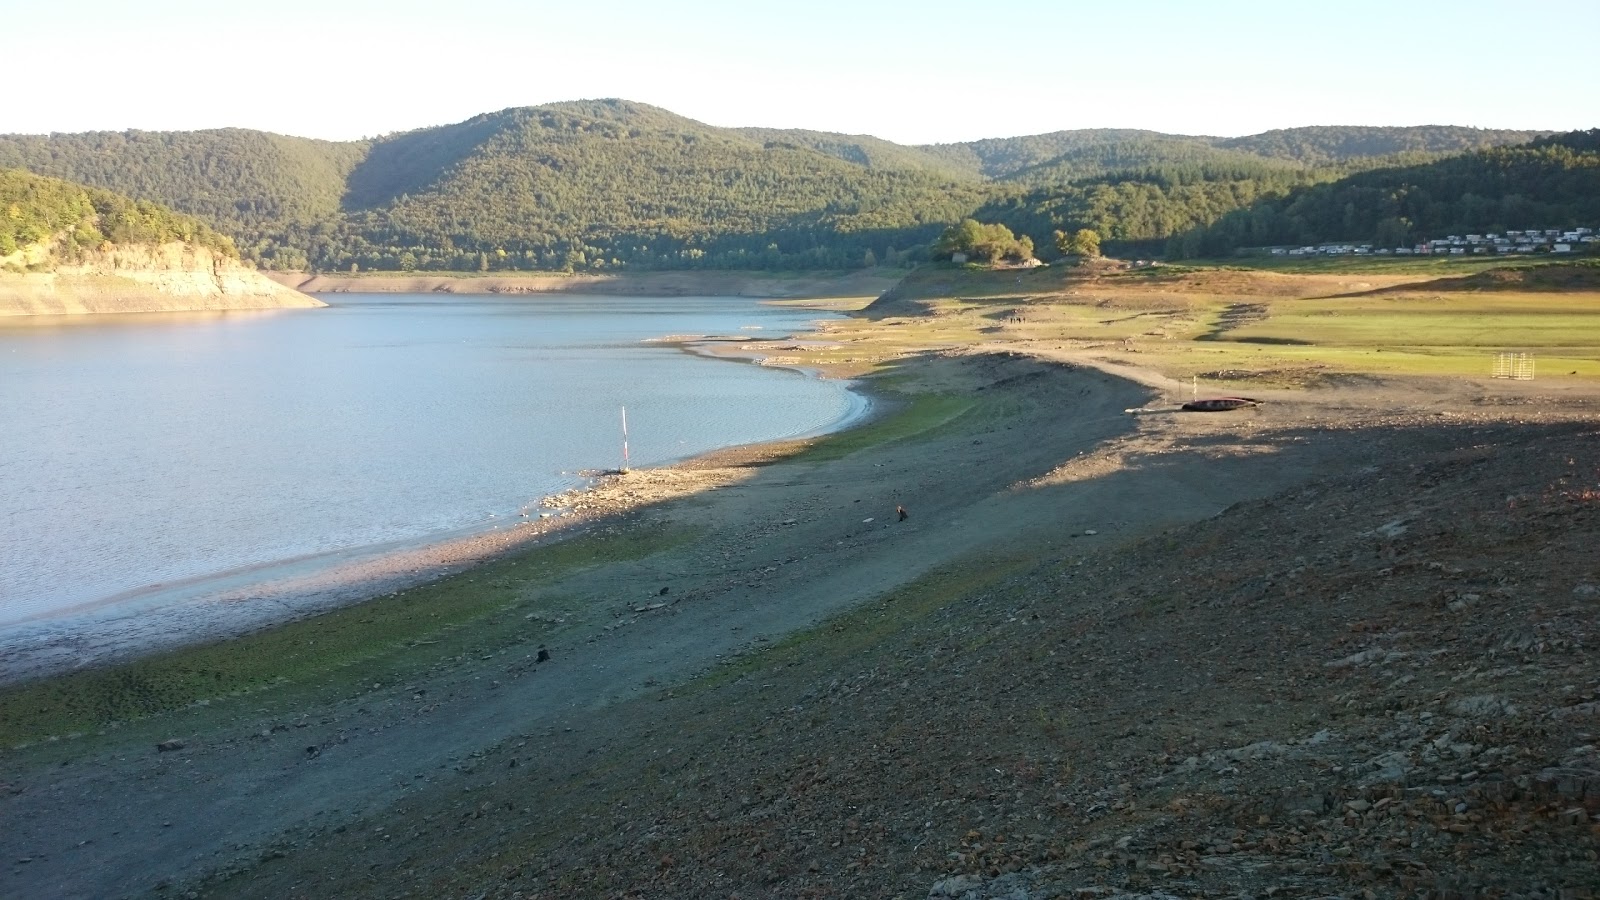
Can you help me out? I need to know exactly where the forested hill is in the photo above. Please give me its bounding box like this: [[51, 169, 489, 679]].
[[0, 100, 1553, 272], [340, 100, 986, 271], [1213, 125, 1549, 166], [1167, 129, 1600, 258], [0, 168, 237, 263], [0, 130, 363, 267], [915, 125, 1547, 183]]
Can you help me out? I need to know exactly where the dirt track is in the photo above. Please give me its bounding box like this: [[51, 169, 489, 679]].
[[3, 349, 1597, 898]]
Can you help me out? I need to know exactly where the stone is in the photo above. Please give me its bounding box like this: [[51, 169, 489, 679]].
[[1535, 767, 1600, 802], [1327, 648, 1407, 668], [156, 739, 185, 753], [1450, 695, 1518, 719], [1361, 750, 1412, 785], [1214, 740, 1290, 762]]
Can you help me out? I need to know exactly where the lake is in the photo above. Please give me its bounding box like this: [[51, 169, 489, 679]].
[[0, 294, 865, 632]]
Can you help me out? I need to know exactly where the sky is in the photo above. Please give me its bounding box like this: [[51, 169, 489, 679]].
[[6, 0, 1596, 144]]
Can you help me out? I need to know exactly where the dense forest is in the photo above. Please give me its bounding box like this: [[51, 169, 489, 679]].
[[1167, 130, 1600, 258], [0, 130, 359, 269], [0, 100, 1556, 271], [0, 168, 237, 264]]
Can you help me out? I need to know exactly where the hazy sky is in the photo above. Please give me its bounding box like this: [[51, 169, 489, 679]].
[[7, 0, 1594, 143]]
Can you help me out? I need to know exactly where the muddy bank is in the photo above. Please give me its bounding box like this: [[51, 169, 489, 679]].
[[266, 268, 904, 299]]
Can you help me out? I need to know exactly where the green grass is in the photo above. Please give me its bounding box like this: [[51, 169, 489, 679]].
[[800, 391, 977, 462], [0, 524, 695, 750], [1195, 294, 1600, 378], [1232, 299, 1600, 349]]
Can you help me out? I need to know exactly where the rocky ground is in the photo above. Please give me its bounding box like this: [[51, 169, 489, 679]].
[[223, 377, 1600, 898], [506, 418, 1599, 900], [4, 350, 1598, 899]]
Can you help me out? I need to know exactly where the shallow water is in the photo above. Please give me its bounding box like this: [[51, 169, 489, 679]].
[[0, 294, 863, 627]]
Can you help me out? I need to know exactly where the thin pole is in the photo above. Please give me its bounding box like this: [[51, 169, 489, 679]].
[[621, 406, 631, 471]]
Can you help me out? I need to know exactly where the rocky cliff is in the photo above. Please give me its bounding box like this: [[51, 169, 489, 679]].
[[0, 242, 323, 316]]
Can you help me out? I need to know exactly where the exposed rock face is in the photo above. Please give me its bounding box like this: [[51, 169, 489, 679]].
[[0, 242, 323, 316]]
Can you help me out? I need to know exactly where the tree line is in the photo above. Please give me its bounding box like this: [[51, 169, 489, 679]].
[[1167, 131, 1600, 258], [1, 168, 236, 264], [0, 102, 1560, 273]]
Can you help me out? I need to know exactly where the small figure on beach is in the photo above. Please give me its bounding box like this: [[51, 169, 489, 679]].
[[897, 505, 909, 522]]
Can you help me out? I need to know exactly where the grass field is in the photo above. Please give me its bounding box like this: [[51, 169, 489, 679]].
[[855, 259, 1600, 384]]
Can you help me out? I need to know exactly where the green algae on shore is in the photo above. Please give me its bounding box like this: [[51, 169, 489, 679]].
[[0, 524, 695, 751]]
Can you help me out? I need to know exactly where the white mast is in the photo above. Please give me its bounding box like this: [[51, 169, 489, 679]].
[[620, 405, 631, 472]]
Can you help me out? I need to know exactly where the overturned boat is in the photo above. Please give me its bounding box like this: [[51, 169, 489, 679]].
[[1182, 397, 1262, 412]]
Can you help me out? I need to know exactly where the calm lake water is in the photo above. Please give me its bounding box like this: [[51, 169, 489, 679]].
[[0, 294, 864, 628]]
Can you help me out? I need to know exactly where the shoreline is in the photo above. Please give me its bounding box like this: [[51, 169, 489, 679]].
[[0, 315, 877, 686], [267, 268, 904, 299], [0, 348, 1167, 891], [10, 345, 1600, 897]]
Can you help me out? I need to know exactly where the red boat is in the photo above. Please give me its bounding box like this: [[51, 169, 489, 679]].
[[1182, 397, 1261, 412]]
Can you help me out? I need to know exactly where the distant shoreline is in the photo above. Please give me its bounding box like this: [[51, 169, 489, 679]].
[[264, 268, 904, 299]]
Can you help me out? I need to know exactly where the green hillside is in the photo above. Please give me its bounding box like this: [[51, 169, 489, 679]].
[[0, 129, 364, 269], [336, 100, 985, 271], [909, 125, 1545, 185], [999, 138, 1302, 187], [1169, 130, 1600, 257], [1212, 125, 1549, 166], [916, 129, 1171, 180], [0, 168, 237, 264], [0, 105, 1558, 272], [730, 127, 977, 181]]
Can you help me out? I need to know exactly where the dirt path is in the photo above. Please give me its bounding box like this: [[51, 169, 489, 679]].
[[3, 350, 1595, 898]]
